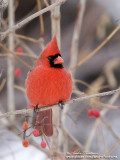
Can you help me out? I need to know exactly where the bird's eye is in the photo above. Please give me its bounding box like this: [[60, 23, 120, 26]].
[[48, 56, 51, 60]]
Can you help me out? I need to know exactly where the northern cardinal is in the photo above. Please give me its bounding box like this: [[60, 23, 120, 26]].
[[25, 36, 72, 136]]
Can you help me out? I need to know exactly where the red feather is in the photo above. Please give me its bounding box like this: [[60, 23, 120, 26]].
[[25, 36, 72, 136], [34, 36, 60, 68]]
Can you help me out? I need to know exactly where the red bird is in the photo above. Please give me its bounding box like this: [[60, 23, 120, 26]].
[[25, 36, 72, 136]]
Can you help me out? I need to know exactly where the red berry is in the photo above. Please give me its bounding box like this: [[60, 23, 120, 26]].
[[41, 141, 47, 148], [22, 139, 29, 147], [28, 104, 34, 109], [88, 109, 94, 117], [22, 121, 28, 130], [14, 68, 21, 77], [33, 129, 39, 137], [16, 47, 23, 54], [93, 109, 101, 118], [88, 109, 100, 118]]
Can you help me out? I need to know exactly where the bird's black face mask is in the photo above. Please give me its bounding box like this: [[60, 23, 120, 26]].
[[48, 53, 64, 68]]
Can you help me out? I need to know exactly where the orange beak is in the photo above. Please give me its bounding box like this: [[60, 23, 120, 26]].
[[54, 56, 64, 64]]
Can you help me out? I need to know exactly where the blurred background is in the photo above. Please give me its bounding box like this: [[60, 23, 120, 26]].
[[0, 0, 120, 159]]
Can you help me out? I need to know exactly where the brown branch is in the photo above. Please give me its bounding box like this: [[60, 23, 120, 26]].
[[101, 118, 119, 140], [0, 0, 66, 41], [70, 24, 120, 71], [41, 127, 54, 160], [74, 79, 109, 92], [36, 0, 45, 50], [69, 0, 86, 74], [44, 0, 49, 7], [36, 0, 44, 36], [0, 52, 37, 59], [62, 127, 84, 150], [105, 138, 120, 156], [84, 91, 120, 152], [62, 1, 86, 153], [12, 33, 40, 43], [0, 87, 120, 120], [0, 78, 6, 92], [0, 43, 32, 69], [13, 84, 26, 93]]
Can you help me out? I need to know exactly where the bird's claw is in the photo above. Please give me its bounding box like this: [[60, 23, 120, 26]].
[[58, 101, 64, 110], [34, 105, 39, 113]]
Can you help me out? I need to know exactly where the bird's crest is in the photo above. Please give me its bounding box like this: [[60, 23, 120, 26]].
[[41, 36, 60, 57], [34, 36, 61, 67]]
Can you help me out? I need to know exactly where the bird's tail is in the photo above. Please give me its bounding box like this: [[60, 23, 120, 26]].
[[35, 109, 53, 137]]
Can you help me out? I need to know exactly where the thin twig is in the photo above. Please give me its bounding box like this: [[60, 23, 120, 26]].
[[84, 91, 120, 151], [36, 0, 45, 50], [105, 138, 120, 156], [44, 0, 49, 7], [70, 25, 120, 71], [0, 52, 37, 59], [74, 79, 109, 92], [36, 0, 44, 36], [15, 38, 37, 56], [62, 0, 86, 153], [101, 118, 119, 140], [99, 123, 108, 153], [0, 0, 66, 40], [62, 127, 84, 150], [70, 0, 86, 74], [0, 43, 32, 69], [12, 33, 40, 43], [0, 78, 6, 92], [1, 19, 38, 58], [13, 84, 26, 93], [41, 127, 54, 160]]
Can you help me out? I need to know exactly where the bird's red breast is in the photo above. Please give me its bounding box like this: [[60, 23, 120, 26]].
[[26, 66, 72, 107]]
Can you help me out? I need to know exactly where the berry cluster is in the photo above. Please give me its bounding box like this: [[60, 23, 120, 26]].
[[88, 109, 101, 118], [22, 121, 47, 149]]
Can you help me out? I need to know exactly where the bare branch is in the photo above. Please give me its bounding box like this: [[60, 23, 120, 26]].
[[0, 0, 66, 40], [0, 43, 32, 69], [62, 0, 86, 153], [84, 91, 120, 151], [7, 0, 15, 123], [70, 24, 120, 71], [101, 118, 120, 140], [70, 0, 86, 74], [50, 0, 62, 156], [62, 127, 84, 150], [0, 87, 120, 120]]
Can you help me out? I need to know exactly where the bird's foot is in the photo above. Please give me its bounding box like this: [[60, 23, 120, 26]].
[[58, 101, 64, 110], [34, 104, 39, 113]]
